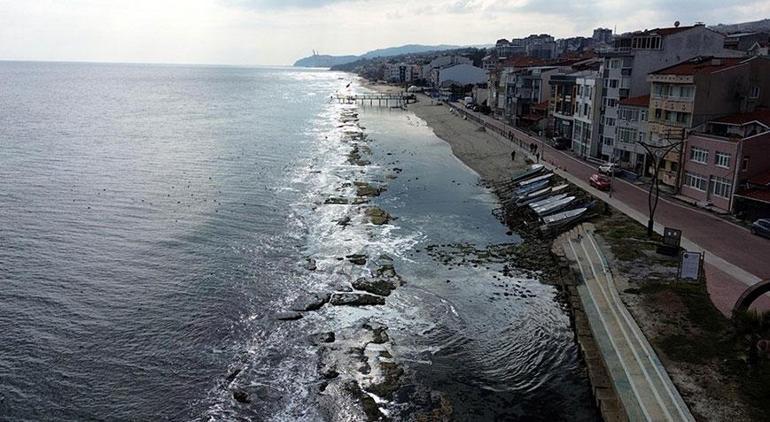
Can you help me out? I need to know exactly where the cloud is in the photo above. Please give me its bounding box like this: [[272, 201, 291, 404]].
[[224, 0, 364, 9]]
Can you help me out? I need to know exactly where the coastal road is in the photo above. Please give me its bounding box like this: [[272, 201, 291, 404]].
[[449, 102, 770, 314]]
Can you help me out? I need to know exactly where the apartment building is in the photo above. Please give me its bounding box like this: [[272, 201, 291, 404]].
[[614, 95, 650, 173], [680, 109, 770, 213], [598, 23, 735, 162], [385, 63, 420, 84], [647, 55, 770, 187], [505, 66, 560, 127], [572, 72, 603, 158]]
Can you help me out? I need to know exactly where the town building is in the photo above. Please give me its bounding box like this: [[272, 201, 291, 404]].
[[505, 66, 560, 128], [647, 55, 770, 187], [525, 34, 557, 60], [598, 23, 737, 164], [613, 95, 650, 173], [385, 63, 420, 84], [572, 72, 604, 158], [679, 109, 770, 213], [593, 28, 613, 44], [420, 55, 472, 81], [432, 63, 487, 88], [549, 73, 578, 139]]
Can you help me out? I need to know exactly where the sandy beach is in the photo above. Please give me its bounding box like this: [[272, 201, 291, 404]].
[[365, 82, 528, 182]]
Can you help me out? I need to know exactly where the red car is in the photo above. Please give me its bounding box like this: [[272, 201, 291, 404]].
[[589, 173, 611, 191]]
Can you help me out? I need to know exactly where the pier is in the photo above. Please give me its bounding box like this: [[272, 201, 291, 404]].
[[332, 93, 413, 107]]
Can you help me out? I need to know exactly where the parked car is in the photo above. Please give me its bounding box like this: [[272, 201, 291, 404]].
[[551, 137, 571, 150], [751, 218, 770, 239], [598, 162, 617, 175], [589, 173, 611, 191]]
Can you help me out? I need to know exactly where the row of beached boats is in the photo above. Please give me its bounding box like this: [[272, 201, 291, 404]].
[[506, 164, 594, 232]]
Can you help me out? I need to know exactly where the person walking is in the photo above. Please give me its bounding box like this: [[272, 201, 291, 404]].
[[511, 150, 516, 162]]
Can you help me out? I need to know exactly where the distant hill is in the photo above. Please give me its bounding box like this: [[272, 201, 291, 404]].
[[293, 54, 360, 68], [360, 44, 462, 59], [710, 18, 770, 34], [293, 44, 466, 67]]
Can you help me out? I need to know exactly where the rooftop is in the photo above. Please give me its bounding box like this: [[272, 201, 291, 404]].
[[749, 170, 770, 187], [712, 108, 770, 127], [736, 188, 770, 204], [619, 95, 650, 107], [621, 24, 699, 38], [650, 56, 749, 76]]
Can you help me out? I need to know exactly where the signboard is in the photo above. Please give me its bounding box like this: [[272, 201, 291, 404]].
[[679, 251, 703, 281], [663, 227, 682, 248]]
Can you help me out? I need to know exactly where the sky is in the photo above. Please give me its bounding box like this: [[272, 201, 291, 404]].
[[0, 0, 768, 65]]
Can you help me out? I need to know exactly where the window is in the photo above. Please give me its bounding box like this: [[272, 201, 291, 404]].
[[750, 86, 760, 99], [690, 147, 708, 164], [711, 176, 732, 198], [610, 59, 621, 69], [609, 79, 619, 88], [640, 109, 648, 121], [605, 98, 617, 108], [715, 152, 731, 168], [605, 117, 616, 127], [603, 137, 613, 145], [617, 127, 638, 143], [742, 157, 750, 171], [684, 172, 707, 191], [679, 86, 695, 98]]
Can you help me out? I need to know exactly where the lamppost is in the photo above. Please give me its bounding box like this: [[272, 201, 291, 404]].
[[636, 128, 685, 238]]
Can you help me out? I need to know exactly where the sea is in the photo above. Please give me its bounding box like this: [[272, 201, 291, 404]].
[[0, 62, 599, 421]]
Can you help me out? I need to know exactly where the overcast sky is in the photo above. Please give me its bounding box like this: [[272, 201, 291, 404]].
[[0, 0, 767, 65]]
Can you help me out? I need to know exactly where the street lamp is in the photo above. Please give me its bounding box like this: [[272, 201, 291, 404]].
[[636, 128, 685, 238]]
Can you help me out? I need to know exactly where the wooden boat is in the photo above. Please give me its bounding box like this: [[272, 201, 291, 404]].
[[517, 172, 553, 187], [542, 207, 589, 226], [528, 193, 567, 210], [533, 196, 576, 217], [511, 179, 550, 198], [515, 184, 568, 207], [511, 164, 545, 183]]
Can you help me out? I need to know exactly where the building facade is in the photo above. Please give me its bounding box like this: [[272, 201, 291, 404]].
[[572, 72, 603, 158], [598, 24, 736, 164], [614, 95, 650, 173], [680, 109, 770, 212], [647, 55, 770, 187]]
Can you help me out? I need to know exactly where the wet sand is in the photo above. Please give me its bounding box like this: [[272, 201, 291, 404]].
[[365, 83, 528, 182]]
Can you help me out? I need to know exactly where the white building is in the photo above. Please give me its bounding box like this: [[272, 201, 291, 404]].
[[572, 72, 603, 158], [385, 63, 421, 83], [433, 64, 487, 88], [421, 55, 472, 80]]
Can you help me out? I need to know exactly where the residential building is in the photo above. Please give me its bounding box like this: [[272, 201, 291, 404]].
[[549, 73, 578, 139], [525, 34, 557, 60], [385, 63, 420, 83], [724, 32, 769, 52], [421, 55, 472, 80], [572, 72, 604, 158], [614, 95, 650, 173], [598, 23, 738, 164], [680, 109, 770, 213], [505, 66, 560, 127], [647, 55, 770, 187], [593, 28, 613, 44], [433, 63, 487, 88]]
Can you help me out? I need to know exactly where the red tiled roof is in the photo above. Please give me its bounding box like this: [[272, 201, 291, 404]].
[[502, 56, 545, 68], [619, 95, 650, 107], [749, 171, 770, 186], [651, 56, 748, 76], [736, 188, 770, 204], [712, 109, 770, 127]]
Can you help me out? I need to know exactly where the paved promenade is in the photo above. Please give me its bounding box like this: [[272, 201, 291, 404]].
[[555, 224, 695, 422], [448, 102, 770, 314]]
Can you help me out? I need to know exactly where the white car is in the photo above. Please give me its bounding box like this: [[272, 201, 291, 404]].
[[598, 162, 617, 175]]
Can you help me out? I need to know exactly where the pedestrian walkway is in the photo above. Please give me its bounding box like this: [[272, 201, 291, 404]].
[[554, 224, 695, 422]]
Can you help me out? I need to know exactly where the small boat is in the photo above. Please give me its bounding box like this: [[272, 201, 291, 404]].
[[511, 179, 550, 198], [528, 193, 567, 210], [515, 184, 568, 207], [542, 207, 589, 226], [517, 172, 553, 187], [533, 196, 576, 217], [511, 164, 545, 183]]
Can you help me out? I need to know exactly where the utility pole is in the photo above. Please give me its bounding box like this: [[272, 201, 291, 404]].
[[636, 128, 684, 238]]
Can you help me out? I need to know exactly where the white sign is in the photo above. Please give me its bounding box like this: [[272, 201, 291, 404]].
[[680, 251, 702, 280]]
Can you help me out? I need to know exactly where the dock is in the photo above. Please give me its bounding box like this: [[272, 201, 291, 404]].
[[332, 93, 413, 107]]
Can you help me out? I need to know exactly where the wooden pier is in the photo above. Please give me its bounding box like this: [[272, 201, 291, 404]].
[[332, 93, 413, 107]]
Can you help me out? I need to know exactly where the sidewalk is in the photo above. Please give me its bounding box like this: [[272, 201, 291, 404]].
[[554, 224, 694, 422], [448, 102, 770, 315]]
